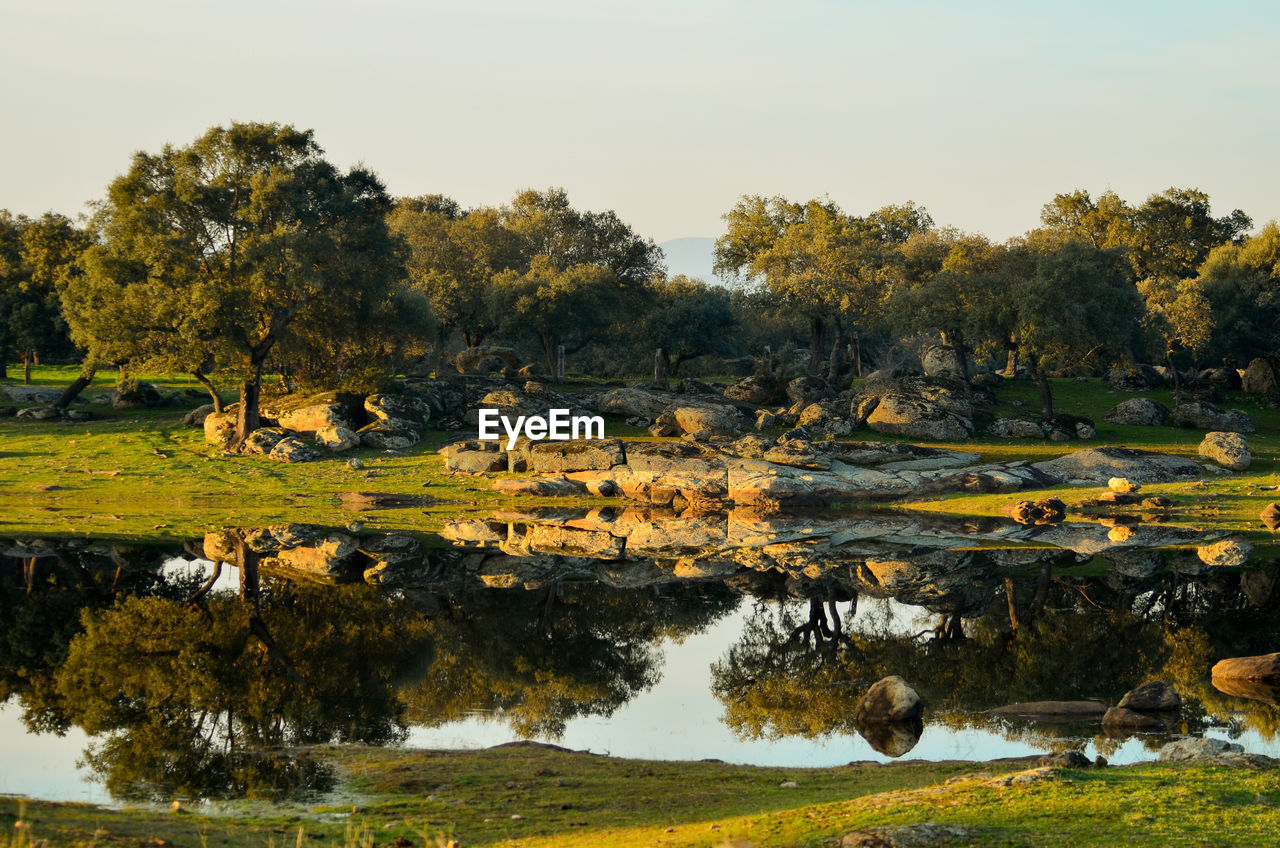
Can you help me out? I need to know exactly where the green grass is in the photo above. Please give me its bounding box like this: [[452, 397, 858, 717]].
[[3, 746, 1280, 847]]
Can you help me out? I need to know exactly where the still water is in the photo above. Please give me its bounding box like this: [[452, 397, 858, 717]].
[[2, 507, 1279, 805]]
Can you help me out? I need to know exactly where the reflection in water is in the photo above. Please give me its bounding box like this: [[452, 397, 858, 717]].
[[2, 507, 1279, 802]]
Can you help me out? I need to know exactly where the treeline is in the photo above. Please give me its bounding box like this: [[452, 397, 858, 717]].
[[2, 122, 1279, 441]]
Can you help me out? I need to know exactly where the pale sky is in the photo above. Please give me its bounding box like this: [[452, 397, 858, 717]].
[[2, 0, 1277, 243]]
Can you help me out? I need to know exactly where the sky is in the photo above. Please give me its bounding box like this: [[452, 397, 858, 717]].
[[2, 0, 1278, 244]]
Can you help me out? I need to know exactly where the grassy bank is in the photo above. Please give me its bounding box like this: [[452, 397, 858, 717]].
[[3, 745, 1279, 847]]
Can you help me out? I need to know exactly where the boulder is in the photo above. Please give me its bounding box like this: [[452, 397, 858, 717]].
[[268, 393, 361, 437], [182, 403, 216, 427], [1103, 397, 1169, 427], [840, 824, 970, 848], [268, 436, 317, 463], [1212, 652, 1280, 682], [1198, 431, 1251, 470], [987, 418, 1046, 439], [786, 376, 829, 405], [596, 387, 673, 420], [1262, 503, 1280, 531], [1106, 366, 1163, 391], [241, 427, 288, 455], [1118, 680, 1181, 711], [1242, 356, 1280, 396], [985, 701, 1107, 720], [865, 395, 973, 441], [1002, 497, 1066, 525], [111, 381, 163, 409], [316, 425, 360, 452], [269, 533, 360, 579], [1197, 538, 1252, 568], [1108, 477, 1140, 493], [853, 675, 923, 723], [453, 345, 520, 374], [671, 404, 745, 436], [1101, 707, 1167, 732], [358, 420, 420, 451], [528, 438, 626, 473], [724, 374, 781, 405], [854, 717, 923, 758], [446, 449, 508, 473], [1199, 366, 1242, 391], [2, 385, 63, 404], [1033, 447, 1201, 485], [921, 343, 966, 378], [1170, 401, 1254, 434], [16, 405, 61, 420], [365, 393, 430, 426], [1158, 738, 1244, 764], [203, 411, 237, 448]]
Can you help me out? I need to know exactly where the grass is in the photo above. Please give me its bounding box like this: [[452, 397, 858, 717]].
[[3, 746, 1280, 847]]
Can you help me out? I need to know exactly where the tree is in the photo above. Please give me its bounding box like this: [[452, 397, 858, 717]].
[[1137, 275, 1214, 404], [1131, 187, 1250, 280], [634, 274, 738, 375], [1196, 222, 1280, 363], [0, 211, 84, 382], [1003, 241, 1144, 417], [61, 123, 404, 446], [388, 196, 522, 358]]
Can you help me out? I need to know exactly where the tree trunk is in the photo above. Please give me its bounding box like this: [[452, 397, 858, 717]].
[[1033, 367, 1054, 419], [653, 348, 666, 382], [1005, 577, 1020, 631], [853, 332, 862, 378], [0, 359, 6, 379], [22, 351, 33, 385], [1004, 333, 1019, 376], [192, 369, 224, 413], [231, 364, 263, 450], [1167, 348, 1182, 409], [826, 315, 846, 385], [808, 316, 825, 375], [52, 365, 96, 410], [952, 329, 971, 382]]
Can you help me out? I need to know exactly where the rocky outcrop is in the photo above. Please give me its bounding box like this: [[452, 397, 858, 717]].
[[1103, 397, 1169, 427], [865, 395, 973, 441], [1032, 447, 1202, 485], [1198, 432, 1251, 470], [528, 438, 626, 473], [1242, 356, 1280, 396], [1212, 653, 1280, 682], [1170, 401, 1254, 434], [1158, 738, 1275, 768], [1118, 680, 1181, 711], [987, 418, 1046, 439], [854, 675, 923, 723], [261, 392, 362, 437]]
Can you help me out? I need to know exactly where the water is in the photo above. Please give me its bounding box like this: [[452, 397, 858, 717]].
[[3, 507, 1279, 805]]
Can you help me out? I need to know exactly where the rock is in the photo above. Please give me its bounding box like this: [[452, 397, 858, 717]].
[[1108, 477, 1140, 493], [1102, 707, 1167, 732], [1002, 498, 1066, 525], [985, 701, 1108, 720], [1103, 397, 1169, 427], [1170, 401, 1254, 434], [492, 476, 586, 497], [596, 387, 673, 420], [987, 418, 1046, 439], [1106, 366, 1163, 391], [111, 381, 162, 409], [528, 438, 626, 473], [1200, 366, 1242, 391], [853, 675, 923, 723], [724, 374, 780, 405], [865, 395, 973, 441], [786, 376, 829, 405], [1242, 356, 1280, 396], [1211, 677, 1280, 705], [446, 450, 508, 473], [268, 393, 361, 437], [270, 533, 360, 578], [1037, 751, 1092, 768], [1033, 447, 1202, 485], [649, 410, 681, 437], [1212, 653, 1280, 682], [1108, 525, 1137, 542], [269, 436, 317, 463], [921, 344, 966, 378], [754, 409, 776, 430], [1075, 422, 1097, 440], [1262, 503, 1280, 531], [358, 421, 421, 451], [1158, 738, 1244, 764], [347, 457, 364, 470], [16, 405, 61, 420], [2, 385, 63, 404], [672, 405, 745, 436], [203, 411, 237, 448], [454, 345, 520, 374], [854, 717, 923, 758], [517, 362, 545, 378], [316, 425, 360, 452], [182, 404, 216, 426], [969, 371, 1003, 389], [1198, 431, 1251, 470], [840, 824, 970, 848], [1197, 538, 1252, 567], [240, 427, 288, 455], [365, 394, 430, 426], [1118, 680, 1181, 711]]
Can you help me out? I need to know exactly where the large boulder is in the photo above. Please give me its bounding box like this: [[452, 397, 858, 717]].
[[786, 376, 829, 405], [111, 381, 163, 409], [921, 343, 965, 378], [1197, 538, 1253, 568], [1170, 401, 1254, 434], [1032, 447, 1202, 485], [2, 385, 63, 404], [268, 436, 317, 463], [724, 374, 781, 405], [853, 675, 923, 723], [365, 393, 430, 427], [453, 345, 520, 374], [263, 392, 363, 437], [446, 449, 508, 473], [671, 404, 746, 436], [1198, 431, 1251, 470], [359, 421, 420, 451], [1242, 356, 1280, 396], [1118, 680, 1181, 711], [1103, 397, 1169, 427], [1199, 366, 1242, 391], [1102, 706, 1167, 733], [241, 427, 288, 455], [595, 387, 672, 420], [203, 410, 237, 448], [865, 395, 973, 441], [1212, 652, 1280, 682], [182, 403, 216, 427], [315, 425, 360, 452], [987, 418, 1046, 439], [528, 438, 626, 473]]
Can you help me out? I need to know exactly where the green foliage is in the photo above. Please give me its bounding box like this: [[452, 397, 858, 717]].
[[1197, 221, 1280, 362], [633, 274, 738, 374], [0, 211, 85, 376]]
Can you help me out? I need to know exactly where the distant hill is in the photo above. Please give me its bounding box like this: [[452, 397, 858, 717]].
[[658, 237, 718, 283]]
